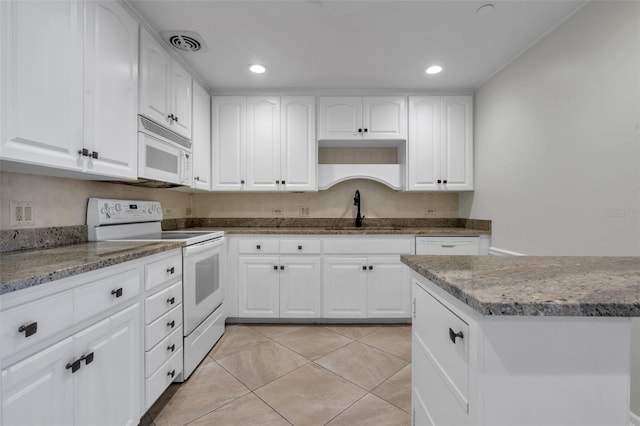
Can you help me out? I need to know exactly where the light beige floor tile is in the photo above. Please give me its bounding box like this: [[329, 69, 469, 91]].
[[255, 363, 366, 426], [372, 364, 412, 413], [315, 341, 407, 390], [217, 340, 309, 390], [325, 394, 411, 426], [325, 325, 381, 340], [150, 361, 250, 426], [274, 326, 352, 360], [208, 325, 269, 360], [249, 324, 303, 338], [187, 393, 289, 426], [359, 326, 412, 361]]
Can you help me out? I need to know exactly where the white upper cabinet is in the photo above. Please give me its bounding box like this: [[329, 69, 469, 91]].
[[246, 96, 281, 191], [407, 96, 473, 191], [318, 96, 406, 140], [1, 0, 84, 172], [211, 96, 246, 190], [280, 96, 317, 191], [139, 27, 192, 140], [0, 0, 138, 180], [191, 81, 211, 190], [83, 0, 138, 179], [211, 95, 317, 192]]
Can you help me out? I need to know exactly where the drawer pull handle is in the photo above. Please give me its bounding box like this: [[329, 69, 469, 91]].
[[167, 267, 175, 274], [81, 352, 94, 366], [66, 359, 82, 373], [18, 322, 38, 338], [167, 320, 176, 329], [111, 288, 123, 298], [167, 297, 176, 305], [167, 369, 176, 378], [449, 328, 464, 344], [168, 344, 176, 352], [441, 244, 456, 248], [298, 245, 302, 250]]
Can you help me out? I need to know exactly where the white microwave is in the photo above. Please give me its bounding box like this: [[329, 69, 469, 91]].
[[138, 116, 192, 186]]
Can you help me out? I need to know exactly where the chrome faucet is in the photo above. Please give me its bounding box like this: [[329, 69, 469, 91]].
[[354, 190, 364, 227]]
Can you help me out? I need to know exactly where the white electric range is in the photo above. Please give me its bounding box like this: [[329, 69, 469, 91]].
[[87, 198, 226, 380]]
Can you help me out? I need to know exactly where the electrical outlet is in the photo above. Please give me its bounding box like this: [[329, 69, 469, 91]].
[[425, 208, 437, 216], [165, 208, 172, 216], [299, 206, 310, 217], [272, 208, 284, 216], [186, 207, 192, 216], [10, 201, 35, 226]]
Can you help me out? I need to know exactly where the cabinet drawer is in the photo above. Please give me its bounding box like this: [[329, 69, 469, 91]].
[[0, 291, 74, 360], [324, 237, 413, 254], [145, 253, 182, 291], [145, 304, 183, 350], [145, 282, 183, 324], [74, 268, 139, 324], [145, 347, 183, 410], [145, 325, 183, 378], [279, 239, 321, 254], [238, 239, 279, 254], [415, 237, 479, 255], [413, 281, 469, 405]]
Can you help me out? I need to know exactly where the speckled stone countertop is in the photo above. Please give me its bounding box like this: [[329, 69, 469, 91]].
[[184, 226, 489, 236], [401, 255, 640, 317], [0, 241, 183, 295]]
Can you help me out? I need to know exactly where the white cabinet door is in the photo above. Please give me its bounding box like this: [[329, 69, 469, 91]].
[[441, 96, 473, 191], [246, 97, 280, 191], [1, 337, 74, 426], [170, 61, 192, 139], [0, 0, 84, 171], [211, 96, 246, 190], [367, 256, 411, 318], [280, 257, 321, 318], [281, 96, 317, 191], [139, 27, 172, 129], [74, 303, 141, 426], [318, 97, 362, 140], [408, 96, 441, 190], [192, 81, 211, 190], [83, 0, 138, 179], [408, 96, 473, 191], [363, 96, 407, 140], [238, 256, 280, 317], [323, 257, 368, 318]]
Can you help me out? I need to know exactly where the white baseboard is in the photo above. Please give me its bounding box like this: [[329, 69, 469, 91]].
[[488, 247, 525, 256], [631, 410, 640, 426]]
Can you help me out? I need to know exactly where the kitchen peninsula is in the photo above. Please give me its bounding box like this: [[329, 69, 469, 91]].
[[402, 255, 640, 426]]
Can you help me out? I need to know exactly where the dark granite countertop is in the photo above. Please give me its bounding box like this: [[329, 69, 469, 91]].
[[0, 241, 183, 295], [401, 255, 640, 317], [184, 226, 490, 236]]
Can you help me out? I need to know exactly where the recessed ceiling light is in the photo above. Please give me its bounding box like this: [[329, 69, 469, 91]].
[[425, 65, 443, 75], [476, 3, 494, 15], [248, 64, 267, 74]]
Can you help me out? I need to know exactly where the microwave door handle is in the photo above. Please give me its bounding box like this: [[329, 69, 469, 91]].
[[184, 238, 225, 256]]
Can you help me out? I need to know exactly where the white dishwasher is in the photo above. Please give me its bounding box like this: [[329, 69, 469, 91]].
[[415, 236, 481, 255]]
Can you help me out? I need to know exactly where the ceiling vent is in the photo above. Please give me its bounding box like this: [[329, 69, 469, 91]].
[[160, 31, 208, 52]]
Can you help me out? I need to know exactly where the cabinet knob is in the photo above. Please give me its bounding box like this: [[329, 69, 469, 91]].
[[298, 245, 302, 250], [66, 359, 82, 373], [168, 344, 176, 352], [241, 180, 245, 184], [81, 352, 94, 365], [168, 114, 175, 121], [167, 297, 176, 305], [167, 320, 175, 329], [280, 265, 285, 270], [78, 148, 90, 157], [167, 369, 176, 378], [362, 266, 367, 270], [276, 180, 280, 184], [174, 116, 179, 122], [357, 128, 362, 133], [449, 328, 464, 344], [18, 322, 38, 338], [368, 265, 373, 270], [91, 151, 99, 159], [364, 128, 368, 133], [273, 265, 278, 270], [282, 180, 286, 184], [437, 179, 442, 184], [167, 266, 175, 274], [256, 244, 261, 250], [195, 176, 200, 181], [111, 288, 123, 298], [443, 179, 448, 184]]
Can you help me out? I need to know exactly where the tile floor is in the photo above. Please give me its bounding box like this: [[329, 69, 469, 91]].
[[142, 324, 411, 426]]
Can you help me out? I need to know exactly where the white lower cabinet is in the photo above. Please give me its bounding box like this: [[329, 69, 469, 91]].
[[1, 262, 144, 426], [239, 256, 280, 317]]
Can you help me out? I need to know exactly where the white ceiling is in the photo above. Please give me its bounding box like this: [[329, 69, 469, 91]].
[[128, 0, 586, 92]]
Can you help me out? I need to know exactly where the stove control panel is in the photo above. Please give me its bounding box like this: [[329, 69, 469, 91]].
[[87, 198, 163, 226]]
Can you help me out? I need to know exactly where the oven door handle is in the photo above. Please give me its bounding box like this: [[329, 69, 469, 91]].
[[184, 237, 225, 257]]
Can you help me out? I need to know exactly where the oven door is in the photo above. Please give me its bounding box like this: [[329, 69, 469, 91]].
[[182, 237, 225, 335]]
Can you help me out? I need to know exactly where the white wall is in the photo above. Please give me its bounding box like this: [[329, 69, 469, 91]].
[[459, 1, 640, 417], [460, 0, 640, 257]]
